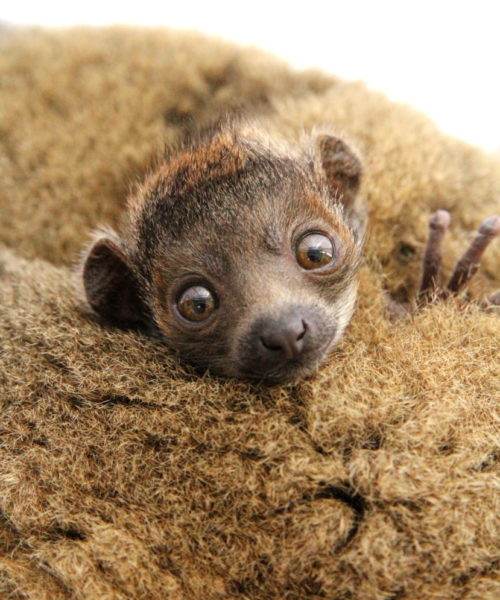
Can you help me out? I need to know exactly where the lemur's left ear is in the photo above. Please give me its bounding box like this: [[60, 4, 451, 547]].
[[317, 134, 362, 203], [316, 134, 366, 236]]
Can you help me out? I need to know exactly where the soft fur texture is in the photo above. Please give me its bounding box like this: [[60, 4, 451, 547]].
[[0, 26, 499, 599]]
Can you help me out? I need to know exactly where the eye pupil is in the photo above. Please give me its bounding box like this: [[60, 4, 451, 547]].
[[177, 286, 216, 322], [296, 233, 334, 270], [307, 248, 324, 263], [193, 299, 206, 314]]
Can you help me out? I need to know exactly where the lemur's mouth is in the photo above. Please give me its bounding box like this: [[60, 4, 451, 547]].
[[239, 360, 320, 385], [237, 333, 336, 385]]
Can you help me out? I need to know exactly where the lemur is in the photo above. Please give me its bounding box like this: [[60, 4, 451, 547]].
[[81, 123, 499, 384]]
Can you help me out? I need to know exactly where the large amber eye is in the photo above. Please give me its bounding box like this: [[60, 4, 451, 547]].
[[296, 233, 334, 270], [177, 286, 216, 322]]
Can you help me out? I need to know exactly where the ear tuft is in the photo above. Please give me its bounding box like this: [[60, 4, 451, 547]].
[[317, 134, 362, 202], [316, 134, 366, 237], [82, 233, 148, 329]]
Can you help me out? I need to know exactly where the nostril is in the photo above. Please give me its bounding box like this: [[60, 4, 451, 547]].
[[297, 319, 307, 341], [260, 337, 282, 352]]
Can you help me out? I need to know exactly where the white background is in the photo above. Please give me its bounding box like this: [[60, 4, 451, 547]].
[[3, 1, 500, 152]]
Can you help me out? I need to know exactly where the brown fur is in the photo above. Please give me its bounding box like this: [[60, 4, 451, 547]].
[[81, 124, 363, 382], [0, 27, 499, 599]]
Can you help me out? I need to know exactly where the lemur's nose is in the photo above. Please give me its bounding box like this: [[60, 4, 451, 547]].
[[238, 305, 333, 381], [260, 317, 308, 360]]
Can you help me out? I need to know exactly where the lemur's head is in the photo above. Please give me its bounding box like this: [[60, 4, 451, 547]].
[[82, 125, 365, 384]]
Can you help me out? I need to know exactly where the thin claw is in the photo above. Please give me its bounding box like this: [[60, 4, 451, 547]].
[[447, 215, 500, 293], [418, 209, 451, 304]]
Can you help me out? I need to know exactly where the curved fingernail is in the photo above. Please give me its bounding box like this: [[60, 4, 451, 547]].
[[478, 215, 500, 237], [430, 209, 451, 230]]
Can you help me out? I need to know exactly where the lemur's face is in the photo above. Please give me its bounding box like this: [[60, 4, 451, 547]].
[[144, 189, 361, 384], [82, 129, 364, 384]]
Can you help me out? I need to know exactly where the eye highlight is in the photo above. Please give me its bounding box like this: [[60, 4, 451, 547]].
[[296, 233, 334, 270], [177, 286, 216, 322]]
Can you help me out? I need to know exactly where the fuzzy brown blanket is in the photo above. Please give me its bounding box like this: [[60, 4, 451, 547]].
[[1, 27, 499, 599]]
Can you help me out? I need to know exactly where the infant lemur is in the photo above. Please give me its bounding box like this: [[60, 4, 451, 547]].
[[82, 123, 365, 383], [82, 122, 500, 383]]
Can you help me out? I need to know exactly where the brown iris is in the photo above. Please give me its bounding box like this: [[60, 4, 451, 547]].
[[296, 233, 334, 270], [177, 286, 216, 322]]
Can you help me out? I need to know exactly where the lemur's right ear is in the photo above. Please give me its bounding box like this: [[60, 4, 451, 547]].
[[82, 232, 148, 329]]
